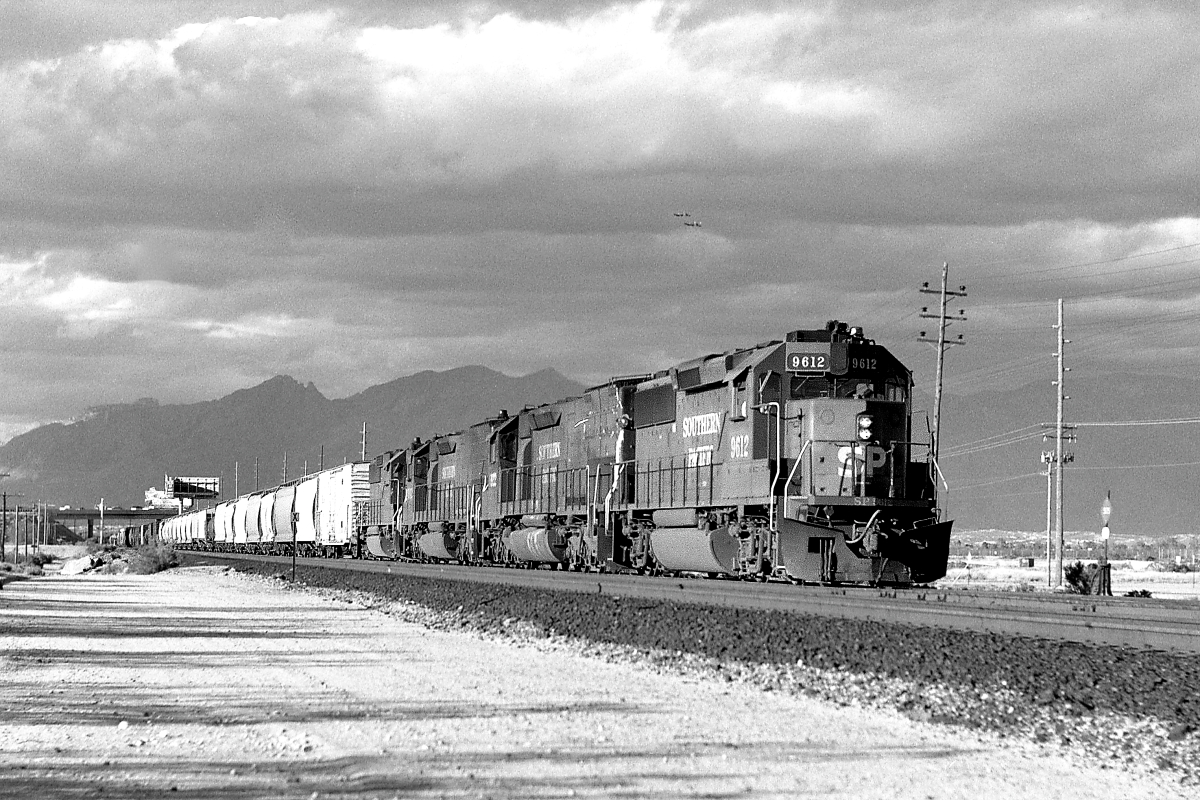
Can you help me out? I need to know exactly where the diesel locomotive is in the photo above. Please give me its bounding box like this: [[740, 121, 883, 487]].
[[164, 321, 951, 585], [359, 321, 950, 584]]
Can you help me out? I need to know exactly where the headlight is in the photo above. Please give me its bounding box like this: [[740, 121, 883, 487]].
[[857, 415, 873, 441]]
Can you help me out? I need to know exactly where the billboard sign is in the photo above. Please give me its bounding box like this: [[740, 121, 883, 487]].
[[164, 475, 220, 500]]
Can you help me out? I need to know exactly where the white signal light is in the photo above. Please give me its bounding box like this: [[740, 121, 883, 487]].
[[857, 415, 873, 441]]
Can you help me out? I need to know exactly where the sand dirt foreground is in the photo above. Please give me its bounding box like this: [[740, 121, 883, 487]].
[[0, 566, 1187, 799]]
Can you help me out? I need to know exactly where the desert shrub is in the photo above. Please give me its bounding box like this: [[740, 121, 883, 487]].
[[126, 543, 178, 575], [1064, 561, 1095, 594]]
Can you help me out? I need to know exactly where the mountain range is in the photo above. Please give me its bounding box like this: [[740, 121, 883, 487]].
[[0, 367, 585, 509]]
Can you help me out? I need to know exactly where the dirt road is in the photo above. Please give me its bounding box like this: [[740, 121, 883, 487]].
[[0, 566, 1187, 799]]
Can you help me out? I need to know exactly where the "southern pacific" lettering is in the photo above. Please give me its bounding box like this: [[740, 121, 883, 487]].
[[680, 413, 721, 438]]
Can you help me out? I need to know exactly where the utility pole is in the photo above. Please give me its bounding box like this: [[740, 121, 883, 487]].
[[918, 263, 968, 465], [0, 472, 9, 562], [361, 422, 367, 462], [1041, 453, 1053, 585], [282, 452, 288, 484], [234, 461, 239, 497], [1041, 298, 1075, 587], [254, 457, 259, 491]]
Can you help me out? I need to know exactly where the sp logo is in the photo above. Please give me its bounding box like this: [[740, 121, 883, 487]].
[[837, 445, 886, 478]]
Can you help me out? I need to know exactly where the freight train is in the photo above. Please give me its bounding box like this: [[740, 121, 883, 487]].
[[163, 321, 951, 585]]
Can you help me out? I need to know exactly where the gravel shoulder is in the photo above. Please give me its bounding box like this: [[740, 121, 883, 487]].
[[0, 566, 1191, 799]]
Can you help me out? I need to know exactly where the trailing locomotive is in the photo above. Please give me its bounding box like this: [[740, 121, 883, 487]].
[[359, 321, 950, 584]]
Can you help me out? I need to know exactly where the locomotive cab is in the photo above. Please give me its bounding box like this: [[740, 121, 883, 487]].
[[775, 322, 950, 584]]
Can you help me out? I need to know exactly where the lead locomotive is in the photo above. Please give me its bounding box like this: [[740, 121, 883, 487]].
[[361, 321, 950, 584]]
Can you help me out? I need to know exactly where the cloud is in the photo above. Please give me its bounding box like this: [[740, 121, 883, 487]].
[[3, 3, 1195, 246], [0, 1, 1196, 453]]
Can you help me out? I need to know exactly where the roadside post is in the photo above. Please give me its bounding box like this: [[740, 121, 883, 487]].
[[1100, 491, 1112, 566], [1099, 491, 1113, 596]]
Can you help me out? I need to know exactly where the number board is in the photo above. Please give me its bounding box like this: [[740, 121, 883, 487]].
[[845, 345, 886, 375], [785, 344, 832, 373]]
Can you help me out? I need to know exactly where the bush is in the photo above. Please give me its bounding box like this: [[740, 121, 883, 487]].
[[125, 543, 178, 575], [30, 551, 55, 567], [1064, 561, 1095, 594], [1124, 589, 1154, 599]]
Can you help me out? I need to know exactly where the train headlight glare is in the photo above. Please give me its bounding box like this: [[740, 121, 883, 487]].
[[857, 415, 873, 441]]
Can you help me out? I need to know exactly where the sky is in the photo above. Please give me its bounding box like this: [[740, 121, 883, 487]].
[[2, 1, 1199, 529]]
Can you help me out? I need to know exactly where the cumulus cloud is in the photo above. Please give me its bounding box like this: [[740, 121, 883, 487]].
[[0, 0, 1197, 443]]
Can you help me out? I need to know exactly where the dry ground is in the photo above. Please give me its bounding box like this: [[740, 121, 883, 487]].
[[940, 556, 1200, 598], [0, 566, 1191, 799]]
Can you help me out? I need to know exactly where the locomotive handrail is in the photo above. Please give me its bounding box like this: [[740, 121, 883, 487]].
[[616, 456, 714, 509], [497, 464, 592, 517], [782, 440, 813, 522]]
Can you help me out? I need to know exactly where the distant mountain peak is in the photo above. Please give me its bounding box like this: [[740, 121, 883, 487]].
[[223, 375, 328, 403]]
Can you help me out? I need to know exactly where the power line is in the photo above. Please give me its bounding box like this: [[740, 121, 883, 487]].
[[979, 254, 1200, 288], [951, 472, 1044, 490], [942, 431, 1044, 459], [967, 240, 1200, 280], [1070, 459, 1200, 470], [942, 424, 1044, 453], [1075, 417, 1200, 427]]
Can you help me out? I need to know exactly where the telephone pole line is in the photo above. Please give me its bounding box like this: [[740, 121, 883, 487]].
[[1041, 298, 1074, 587], [918, 262, 968, 466]]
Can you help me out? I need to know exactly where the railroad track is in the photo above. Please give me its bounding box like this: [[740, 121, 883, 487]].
[[184, 551, 1200, 655]]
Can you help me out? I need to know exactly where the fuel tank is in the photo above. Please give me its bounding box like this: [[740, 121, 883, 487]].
[[506, 527, 567, 564], [364, 527, 389, 558], [649, 526, 739, 574], [417, 524, 458, 560]]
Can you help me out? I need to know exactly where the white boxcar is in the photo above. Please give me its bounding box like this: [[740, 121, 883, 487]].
[[273, 484, 296, 544], [315, 463, 370, 548], [162, 516, 178, 544], [189, 511, 205, 546], [215, 501, 235, 545], [294, 477, 319, 545], [258, 491, 276, 545], [233, 496, 251, 545], [245, 494, 263, 544]]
